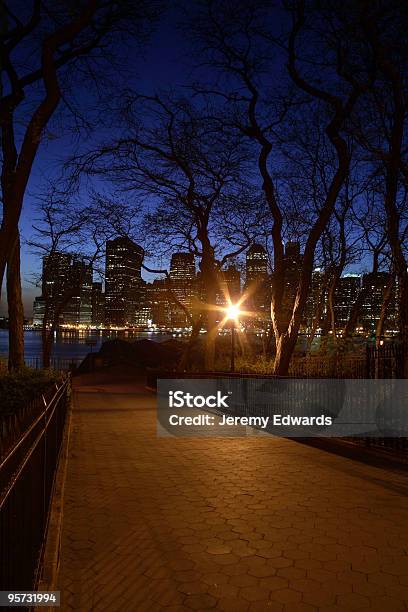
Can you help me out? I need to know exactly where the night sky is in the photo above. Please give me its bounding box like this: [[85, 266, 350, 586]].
[[2, 4, 369, 317], [4, 6, 189, 317]]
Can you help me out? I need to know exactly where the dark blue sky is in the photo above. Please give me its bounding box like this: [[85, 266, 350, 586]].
[[3, 4, 370, 318], [9, 7, 189, 316]]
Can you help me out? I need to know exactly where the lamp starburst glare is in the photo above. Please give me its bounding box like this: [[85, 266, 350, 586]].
[[226, 304, 240, 321]]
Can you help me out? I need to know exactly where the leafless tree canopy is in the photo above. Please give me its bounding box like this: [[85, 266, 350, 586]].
[[2, 0, 408, 374]]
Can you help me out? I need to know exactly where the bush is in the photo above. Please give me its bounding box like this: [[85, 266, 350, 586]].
[[235, 356, 275, 374], [0, 368, 64, 415]]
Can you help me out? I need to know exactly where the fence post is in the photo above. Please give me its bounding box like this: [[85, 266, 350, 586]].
[[365, 344, 371, 379]]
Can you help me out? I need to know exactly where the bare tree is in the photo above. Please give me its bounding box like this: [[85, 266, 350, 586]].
[[140, 261, 204, 371], [29, 187, 137, 367], [375, 272, 395, 349], [277, 121, 366, 352], [0, 0, 160, 368], [352, 1, 408, 372], [6, 232, 24, 369], [73, 93, 259, 369], [342, 194, 390, 341], [187, 0, 373, 373], [321, 205, 354, 349]]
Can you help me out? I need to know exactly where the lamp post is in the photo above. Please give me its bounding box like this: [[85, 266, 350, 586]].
[[226, 304, 240, 373]]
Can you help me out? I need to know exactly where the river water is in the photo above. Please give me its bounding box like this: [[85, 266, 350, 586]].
[[0, 329, 173, 364]]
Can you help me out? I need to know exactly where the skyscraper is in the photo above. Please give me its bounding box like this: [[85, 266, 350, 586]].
[[105, 237, 144, 327], [360, 271, 396, 334], [91, 282, 105, 327], [246, 244, 268, 283], [281, 241, 302, 327], [169, 252, 196, 327], [33, 252, 93, 328], [304, 267, 325, 331], [42, 252, 72, 315], [245, 244, 270, 321], [217, 264, 241, 305], [170, 252, 196, 283], [33, 296, 46, 327], [134, 280, 152, 327], [63, 259, 93, 326], [33, 252, 71, 327], [334, 274, 361, 328], [150, 278, 170, 327]]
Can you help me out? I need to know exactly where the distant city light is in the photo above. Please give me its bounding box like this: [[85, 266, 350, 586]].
[[32, 239, 398, 336]]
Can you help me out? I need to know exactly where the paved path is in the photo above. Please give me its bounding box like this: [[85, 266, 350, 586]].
[[57, 371, 408, 612]]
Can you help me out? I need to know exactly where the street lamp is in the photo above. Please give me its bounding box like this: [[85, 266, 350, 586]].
[[225, 304, 240, 372]]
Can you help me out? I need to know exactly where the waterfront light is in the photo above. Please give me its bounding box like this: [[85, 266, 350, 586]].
[[224, 303, 241, 372], [226, 304, 241, 321]]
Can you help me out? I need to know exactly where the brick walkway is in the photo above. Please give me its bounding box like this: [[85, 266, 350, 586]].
[[57, 371, 408, 611]]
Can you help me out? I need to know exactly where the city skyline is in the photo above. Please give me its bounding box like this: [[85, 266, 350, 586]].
[[0, 235, 378, 319], [28, 237, 399, 337]]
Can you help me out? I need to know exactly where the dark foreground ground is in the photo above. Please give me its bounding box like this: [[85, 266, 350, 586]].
[[56, 368, 408, 611]]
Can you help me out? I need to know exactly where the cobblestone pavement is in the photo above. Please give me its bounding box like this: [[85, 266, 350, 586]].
[[57, 371, 408, 612]]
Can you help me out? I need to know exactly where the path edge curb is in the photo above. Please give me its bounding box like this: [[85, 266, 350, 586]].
[[35, 387, 74, 606]]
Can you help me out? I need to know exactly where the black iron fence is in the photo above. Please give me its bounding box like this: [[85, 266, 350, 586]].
[[289, 353, 367, 379], [148, 342, 407, 385], [23, 356, 83, 371], [289, 342, 407, 379], [0, 378, 70, 609], [365, 342, 406, 379], [150, 363, 407, 456]]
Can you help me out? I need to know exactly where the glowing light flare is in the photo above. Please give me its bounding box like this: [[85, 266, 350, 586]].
[[225, 304, 241, 321]]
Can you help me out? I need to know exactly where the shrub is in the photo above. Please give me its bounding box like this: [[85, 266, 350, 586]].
[[0, 368, 64, 415]]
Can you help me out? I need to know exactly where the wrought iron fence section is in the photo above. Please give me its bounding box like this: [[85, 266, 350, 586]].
[[23, 356, 83, 371], [0, 378, 70, 609]]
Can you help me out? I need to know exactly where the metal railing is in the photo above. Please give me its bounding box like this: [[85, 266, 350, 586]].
[[23, 356, 83, 371], [151, 369, 407, 455], [0, 378, 70, 608], [365, 342, 406, 379]]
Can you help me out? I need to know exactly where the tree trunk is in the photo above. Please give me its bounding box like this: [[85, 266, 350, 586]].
[[262, 322, 275, 357], [395, 272, 408, 378], [42, 298, 52, 369], [313, 273, 337, 355], [319, 311, 332, 356], [199, 237, 219, 371], [319, 267, 341, 355], [344, 247, 383, 340], [343, 287, 366, 339], [273, 330, 298, 376], [273, 5, 362, 376], [307, 271, 330, 351], [6, 234, 25, 371], [42, 300, 61, 369], [179, 316, 203, 371], [327, 276, 337, 345], [42, 332, 53, 369], [374, 275, 394, 378], [375, 275, 394, 348], [204, 303, 218, 371]]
